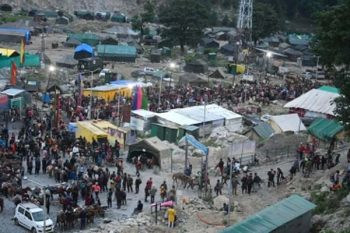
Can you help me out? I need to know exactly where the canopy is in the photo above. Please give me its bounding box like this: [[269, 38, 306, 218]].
[[74, 43, 93, 53], [127, 137, 172, 168], [308, 118, 343, 141], [284, 88, 340, 116], [221, 195, 316, 233]]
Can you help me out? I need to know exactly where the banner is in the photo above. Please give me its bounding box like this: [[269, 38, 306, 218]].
[[0, 95, 9, 110]]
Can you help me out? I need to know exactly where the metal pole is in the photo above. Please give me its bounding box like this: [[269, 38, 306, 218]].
[[315, 56, 319, 79], [157, 74, 162, 111], [185, 137, 188, 171], [43, 187, 46, 233], [89, 71, 93, 119], [227, 154, 233, 224], [117, 94, 120, 126]]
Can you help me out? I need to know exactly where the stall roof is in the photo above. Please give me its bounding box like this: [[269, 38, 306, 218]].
[[221, 195, 316, 233], [92, 120, 128, 133], [270, 113, 306, 132], [157, 111, 201, 126], [308, 118, 343, 141], [1, 88, 25, 96], [173, 105, 226, 123], [284, 88, 340, 116], [132, 109, 156, 118], [205, 104, 242, 120], [0, 48, 19, 57], [85, 84, 120, 92]]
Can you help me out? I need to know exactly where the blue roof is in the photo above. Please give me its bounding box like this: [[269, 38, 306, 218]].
[[75, 43, 93, 54], [221, 195, 316, 233], [253, 122, 274, 139]]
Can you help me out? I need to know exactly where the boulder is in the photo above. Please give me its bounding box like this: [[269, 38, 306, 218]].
[[213, 195, 229, 210]]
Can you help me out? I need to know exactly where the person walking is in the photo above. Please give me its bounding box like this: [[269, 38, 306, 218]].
[[92, 182, 101, 199], [231, 176, 240, 195], [46, 197, 50, 215], [276, 168, 285, 185], [214, 179, 223, 196], [241, 175, 248, 194], [144, 177, 152, 202], [267, 169, 276, 187], [150, 186, 157, 204], [127, 174, 133, 193], [107, 189, 113, 208], [247, 173, 253, 194], [135, 175, 142, 194]]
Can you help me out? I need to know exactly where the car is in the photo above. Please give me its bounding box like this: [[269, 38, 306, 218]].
[[143, 67, 157, 75], [131, 70, 146, 78], [99, 68, 111, 78], [14, 203, 54, 233]]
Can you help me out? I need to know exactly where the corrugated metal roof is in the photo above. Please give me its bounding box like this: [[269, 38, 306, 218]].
[[270, 113, 306, 132], [1, 88, 25, 96], [284, 89, 339, 116], [308, 118, 343, 141], [157, 111, 201, 126], [97, 45, 137, 57], [253, 122, 274, 139], [221, 195, 316, 233], [131, 109, 156, 118], [173, 105, 225, 123]]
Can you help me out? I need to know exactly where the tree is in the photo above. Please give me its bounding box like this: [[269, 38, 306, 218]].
[[252, 3, 280, 42], [141, 0, 156, 23], [158, 0, 210, 52], [313, 0, 350, 130]]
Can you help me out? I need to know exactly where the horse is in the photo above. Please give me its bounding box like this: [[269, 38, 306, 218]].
[[172, 172, 193, 188]]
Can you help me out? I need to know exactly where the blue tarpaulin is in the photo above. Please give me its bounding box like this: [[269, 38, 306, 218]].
[[75, 43, 93, 54], [179, 134, 208, 155]]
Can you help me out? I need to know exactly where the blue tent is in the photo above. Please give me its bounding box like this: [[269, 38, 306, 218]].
[[74, 43, 93, 60]]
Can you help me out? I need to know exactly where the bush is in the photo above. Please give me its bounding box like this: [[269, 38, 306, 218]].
[[311, 188, 349, 214]]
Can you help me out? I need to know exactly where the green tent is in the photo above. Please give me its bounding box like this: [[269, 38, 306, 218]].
[[308, 118, 343, 141], [221, 195, 316, 233]]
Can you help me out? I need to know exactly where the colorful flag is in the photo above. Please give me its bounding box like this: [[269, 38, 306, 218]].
[[136, 86, 142, 109], [131, 86, 138, 110], [10, 61, 17, 86], [20, 39, 25, 65]]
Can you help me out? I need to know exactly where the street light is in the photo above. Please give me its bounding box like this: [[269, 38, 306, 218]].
[[157, 72, 163, 112], [48, 65, 55, 73], [168, 62, 177, 88], [23, 177, 48, 233]]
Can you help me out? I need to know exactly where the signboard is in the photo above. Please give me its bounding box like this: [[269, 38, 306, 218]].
[[10, 97, 22, 109]]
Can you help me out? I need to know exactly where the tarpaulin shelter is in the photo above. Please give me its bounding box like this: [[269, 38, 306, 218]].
[[269, 113, 306, 133], [308, 118, 344, 142], [221, 195, 316, 233], [127, 137, 172, 168], [74, 43, 93, 60], [76, 121, 108, 144], [97, 44, 137, 62], [0, 54, 40, 68]]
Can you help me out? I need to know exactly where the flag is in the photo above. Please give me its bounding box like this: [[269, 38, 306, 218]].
[[141, 88, 149, 110], [10, 61, 17, 86], [136, 86, 142, 109], [20, 39, 25, 65]]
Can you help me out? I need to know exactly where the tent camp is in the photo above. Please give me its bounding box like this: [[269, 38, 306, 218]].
[[284, 86, 340, 118], [127, 137, 172, 168], [74, 43, 93, 60], [308, 118, 344, 142], [269, 113, 306, 133]]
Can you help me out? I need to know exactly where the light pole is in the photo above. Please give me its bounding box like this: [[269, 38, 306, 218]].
[[169, 62, 176, 88], [203, 94, 209, 193], [88, 68, 99, 120], [157, 72, 163, 112], [23, 177, 48, 233], [266, 51, 272, 74], [227, 143, 233, 224]]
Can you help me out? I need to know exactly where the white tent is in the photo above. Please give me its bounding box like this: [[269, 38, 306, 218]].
[[284, 89, 340, 116], [205, 104, 243, 132], [156, 111, 201, 127], [269, 113, 306, 133]]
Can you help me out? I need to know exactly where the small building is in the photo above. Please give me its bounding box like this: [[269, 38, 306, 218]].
[[101, 37, 118, 45], [67, 33, 101, 46], [220, 43, 236, 56], [74, 10, 94, 20], [55, 16, 69, 25], [95, 11, 111, 21], [150, 49, 161, 63], [221, 195, 316, 233], [74, 43, 94, 60], [77, 57, 104, 72], [184, 60, 208, 73], [130, 109, 157, 133], [200, 38, 220, 49], [246, 122, 275, 142], [209, 69, 225, 79], [111, 11, 127, 23], [1, 88, 31, 111], [97, 44, 137, 62]]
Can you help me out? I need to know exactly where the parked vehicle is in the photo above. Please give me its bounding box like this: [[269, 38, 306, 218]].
[[14, 203, 54, 233]]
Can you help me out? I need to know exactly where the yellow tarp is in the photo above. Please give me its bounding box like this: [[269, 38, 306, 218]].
[[91, 120, 129, 146], [236, 64, 246, 74], [0, 48, 19, 57], [83, 87, 133, 102], [76, 121, 108, 143]]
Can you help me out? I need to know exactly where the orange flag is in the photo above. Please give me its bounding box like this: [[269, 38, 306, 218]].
[[10, 61, 17, 86], [20, 39, 25, 65]]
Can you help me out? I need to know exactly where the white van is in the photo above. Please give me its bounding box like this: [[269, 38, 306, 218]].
[[14, 203, 54, 233]]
